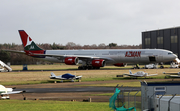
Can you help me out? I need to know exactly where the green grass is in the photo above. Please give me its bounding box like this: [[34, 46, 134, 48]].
[[0, 100, 111, 111], [124, 91, 141, 97], [1, 64, 178, 86], [87, 93, 114, 96], [86, 91, 141, 97]]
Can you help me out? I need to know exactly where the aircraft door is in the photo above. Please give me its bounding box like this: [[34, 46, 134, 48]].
[[149, 56, 156, 62]]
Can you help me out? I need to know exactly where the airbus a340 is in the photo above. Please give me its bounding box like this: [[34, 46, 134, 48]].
[[5, 30, 177, 70]]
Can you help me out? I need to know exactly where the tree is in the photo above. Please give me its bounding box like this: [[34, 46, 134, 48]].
[[98, 43, 106, 49], [91, 44, 97, 49], [109, 43, 117, 47], [66, 42, 76, 49], [0, 50, 11, 63]]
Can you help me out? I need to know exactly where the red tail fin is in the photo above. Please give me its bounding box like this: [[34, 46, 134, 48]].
[[18, 30, 45, 56], [19, 30, 32, 48]]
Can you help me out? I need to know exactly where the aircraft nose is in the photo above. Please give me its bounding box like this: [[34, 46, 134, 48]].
[[175, 54, 177, 58], [173, 54, 178, 59], [164, 53, 178, 62]]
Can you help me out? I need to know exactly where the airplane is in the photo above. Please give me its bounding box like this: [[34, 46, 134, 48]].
[[50, 72, 82, 82], [123, 70, 158, 78], [4, 30, 178, 70], [0, 85, 24, 99], [163, 72, 180, 78]]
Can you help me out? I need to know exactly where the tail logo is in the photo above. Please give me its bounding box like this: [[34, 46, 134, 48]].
[[29, 45, 35, 50], [24, 36, 42, 51], [19, 30, 44, 55], [25, 36, 32, 47]]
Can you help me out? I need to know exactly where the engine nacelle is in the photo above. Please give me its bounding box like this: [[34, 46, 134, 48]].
[[92, 59, 105, 67], [64, 57, 79, 65], [113, 63, 127, 67]]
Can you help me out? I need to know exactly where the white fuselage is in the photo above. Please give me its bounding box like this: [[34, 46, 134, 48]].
[[37, 49, 177, 66]]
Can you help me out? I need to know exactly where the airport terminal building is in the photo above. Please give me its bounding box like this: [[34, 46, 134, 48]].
[[142, 27, 180, 58]]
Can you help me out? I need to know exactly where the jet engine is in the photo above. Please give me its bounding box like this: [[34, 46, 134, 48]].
[[64, 57, 79, 65], [113, 63, 127, 67], [92, 59, 105, 67]]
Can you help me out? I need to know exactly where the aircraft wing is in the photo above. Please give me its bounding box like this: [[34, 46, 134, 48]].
[[3, 50, 114, 61], [29, 53, 114, 61], [3, 49, 25, 54], [50, 76, 67, 80], [146, 74, 158, 76], [1, 91, 23, 95], [123, 74, 142, 77], [163, 72, 180, 75], [168, 75, 180, 78]]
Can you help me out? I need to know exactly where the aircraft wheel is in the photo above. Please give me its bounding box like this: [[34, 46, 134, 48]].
[[94, 67, 100, 69], [82, 66, 88, 70], [81, 66, 85, 70], [78, 66, 82, 70], [160, 66, 164, 69], [88, 66, 92, 69]]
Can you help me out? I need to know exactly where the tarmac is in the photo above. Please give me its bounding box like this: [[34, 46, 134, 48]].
[[8, 80, 140, 102]]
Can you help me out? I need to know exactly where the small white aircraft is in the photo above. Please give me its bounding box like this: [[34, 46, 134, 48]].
[[144, 64, 158, 69], [50, 72, 82, 82], [123, 70, 158, 78], [0, 85, 24, 99], [163, 72, 180, 78]]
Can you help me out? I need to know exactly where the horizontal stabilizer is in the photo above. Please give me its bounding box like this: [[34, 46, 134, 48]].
[[75, 75, 82, 79], [2, 50, 25, 54], [163, 72, 180, 75], [147, 74, 158, 76]]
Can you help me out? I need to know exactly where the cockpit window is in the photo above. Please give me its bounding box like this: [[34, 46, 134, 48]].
[[168, 53, 172, 55]]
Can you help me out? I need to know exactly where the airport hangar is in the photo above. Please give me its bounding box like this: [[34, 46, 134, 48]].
[[142, 26, 180, 58]]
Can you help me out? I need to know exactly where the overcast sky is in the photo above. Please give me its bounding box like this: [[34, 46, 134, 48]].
[[1, 0, 180, 46]]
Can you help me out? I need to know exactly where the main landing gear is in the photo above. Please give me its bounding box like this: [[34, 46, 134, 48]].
[[133, 64, 140, 69], [78, 66, 100, 70], [159, 62, 164, 69]]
